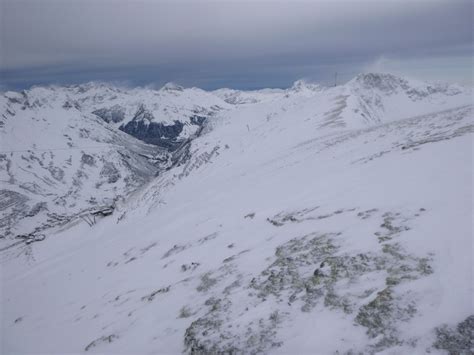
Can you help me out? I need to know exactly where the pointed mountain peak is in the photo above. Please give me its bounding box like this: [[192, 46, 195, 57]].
[[160, 82, 184, 92], [349, 73, 410, 92], [289, 79, 322, 93]]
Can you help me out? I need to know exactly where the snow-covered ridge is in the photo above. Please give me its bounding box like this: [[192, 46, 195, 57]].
[[349, 73, 465, 97], [0, 73, 470, 237], [0, 73, 470, 238], [2, 73, 469, 130], [1, 73, 473, 354]]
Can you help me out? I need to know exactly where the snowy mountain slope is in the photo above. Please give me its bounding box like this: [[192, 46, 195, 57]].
[[1, 82, 231, 149], [17, 82, 229, 126], [212, 80, 326, 106], [1, 74, 473, 354], [0, 91, 168, 244], [345, 73, 471, 125], [56, 82, 229, 145], [213, 73, 470, 131], [0, 82, 233, 243]]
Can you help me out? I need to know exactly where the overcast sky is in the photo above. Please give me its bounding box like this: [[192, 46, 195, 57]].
[[0, 0, 472, 90]]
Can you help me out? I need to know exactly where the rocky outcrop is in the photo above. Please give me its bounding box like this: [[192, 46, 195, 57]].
[[119, 105, 209, 150], [119, 113, 185, 150], [92, 105, 126, 123]]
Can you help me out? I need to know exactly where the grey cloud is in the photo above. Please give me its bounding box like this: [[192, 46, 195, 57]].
[[0, 0, 472, 89]]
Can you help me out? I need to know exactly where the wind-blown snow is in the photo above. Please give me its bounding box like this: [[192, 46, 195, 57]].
[[1, 74, 473, 354]]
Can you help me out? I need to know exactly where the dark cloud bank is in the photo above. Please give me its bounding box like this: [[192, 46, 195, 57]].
[[0, 0, 472, 90]]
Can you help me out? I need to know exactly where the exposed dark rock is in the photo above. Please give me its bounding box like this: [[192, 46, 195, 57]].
[[15, 233, 46, 245], [184, 297, 284, 354], [84, 334, 118, 352], [80, 154, 95, 166], [117, 105, 210, 152], [62, 100, 80, 110], [141, 286, 171, 302], [196, 272, 218, 292], [181, 262, 200, 272], [0, 189, 30, 237], [434, 315, 474, 355], [100, 162, 120, 183], [178, 306, 194, 319], [244, 212, 255, 219], [120, 119, 184, 149], [26, 202, 47, 217], [190, 115, 206, 126], [119, 105, 185, 150], [92, 105, 126, 123], [162, 244, 189, 259], [90, 206, 114, 217]]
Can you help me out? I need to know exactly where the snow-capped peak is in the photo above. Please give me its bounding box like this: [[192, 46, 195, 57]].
[[288, 79, 322, 93], [160, 82, 184, 92], [349, 73, 409, 92], [3, 91, 25, 103], [348, 72, 466, 97], [131, 104, 155, 123]]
